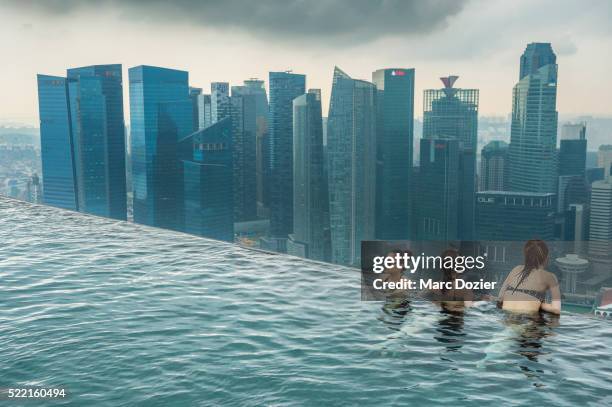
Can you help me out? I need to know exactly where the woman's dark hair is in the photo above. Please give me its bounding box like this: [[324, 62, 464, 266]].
[[514, 239, 549, 290]]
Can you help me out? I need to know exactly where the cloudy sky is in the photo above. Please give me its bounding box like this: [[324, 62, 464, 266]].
[[1, 0, 611, 125]]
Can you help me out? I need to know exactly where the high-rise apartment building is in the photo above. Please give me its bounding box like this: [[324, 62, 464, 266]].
[[211, 82, 230, 123], [372, 68, 415, 240]]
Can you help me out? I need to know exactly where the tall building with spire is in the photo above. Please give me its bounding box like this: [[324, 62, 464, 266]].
[[327, 67, 377, 265], [372, 68, 415, 240], [421, 75, 478, 240], [508, 43, 558, 194]]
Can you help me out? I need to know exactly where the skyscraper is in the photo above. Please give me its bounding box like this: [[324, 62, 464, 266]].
[[416, 138, 460, 241], [480, 140, 508, 191], [189, 87, 202, 131], [287, 89, 330, 262], [128, 65, 193, 230], [372, 68, 415, 240], [211, 82, 230, 124], [241, 79, 269, 217], [598, 145, 612, 177], [327, 67, 376, 266], [559, 122, 587, 177], [37, 64, 127, 219], [508, 43, 558, 193], [196, 93, 212, 130], [37, 74, 78, 211], [422, 76, 478, 240], [181, 118, 234, 241], [268, 71, 306, 248], [588, 176, 612, 271], [230, 85, 257, 222]]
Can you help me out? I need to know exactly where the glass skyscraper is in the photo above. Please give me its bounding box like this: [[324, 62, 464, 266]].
[[37, 74, 78, 211], [211, 82, 230, 124], [128, 65, 193, 231], [268, 71, 306, 248], [372, 68, 415, 240], [241, 79, 269, 218], [416, 138, 460, 241], [287, 89, 331, 262], [508, 43, 558, 194], [37, 64, 127, 219], [559, 122, 587, 177], [422, 76, 478, 240], [327, 67, 377, 266], [230, 85, 257, 222], [181, 118, 234, 242], [480, 140, 508, 192]]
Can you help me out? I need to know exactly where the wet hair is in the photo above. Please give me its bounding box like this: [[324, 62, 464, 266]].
[[514, 240, 549, 291]]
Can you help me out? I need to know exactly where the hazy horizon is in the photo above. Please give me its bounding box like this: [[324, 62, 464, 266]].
[[2, 0, 612, 125]]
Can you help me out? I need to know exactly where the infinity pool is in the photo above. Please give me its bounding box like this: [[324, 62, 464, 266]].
[[0, 198, 610, 406]]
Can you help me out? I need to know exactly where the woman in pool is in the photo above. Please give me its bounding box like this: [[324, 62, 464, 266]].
[[435, 248, 474, 310], [497, 240, 561, 315]]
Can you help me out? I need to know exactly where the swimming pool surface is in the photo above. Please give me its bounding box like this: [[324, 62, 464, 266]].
[[1, 198, 610, 406]]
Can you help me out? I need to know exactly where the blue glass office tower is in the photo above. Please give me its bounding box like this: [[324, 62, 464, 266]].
[[268, 71, 306, 248], [508, 43, 558, 193], [327, 67, 377, 266], [128, 65, 193, 231], [287, 89, 331, 262], [181, 118, 234, 241], [37, 64, 127, 219], [422, 76, 478, 240], [372, 68, 415, 240], [37, 75, 78, 211]]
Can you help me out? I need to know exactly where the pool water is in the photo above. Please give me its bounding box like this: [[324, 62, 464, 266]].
[[1, 197, 610, 406]]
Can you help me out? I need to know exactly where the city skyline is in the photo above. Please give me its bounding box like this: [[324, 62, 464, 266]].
[[2, 0, 612, 124]]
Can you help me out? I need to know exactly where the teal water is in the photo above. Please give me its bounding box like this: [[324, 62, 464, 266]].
[[1, 197, 610, 406]]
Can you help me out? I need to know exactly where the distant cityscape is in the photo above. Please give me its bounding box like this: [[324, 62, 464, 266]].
[[1, 42, 611, 303]]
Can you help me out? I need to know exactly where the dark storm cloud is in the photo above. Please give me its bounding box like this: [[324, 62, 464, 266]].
[[8, 0, 468, 42]]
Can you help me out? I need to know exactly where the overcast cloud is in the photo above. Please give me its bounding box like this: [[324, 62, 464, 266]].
[[1, 0, 611, 124]]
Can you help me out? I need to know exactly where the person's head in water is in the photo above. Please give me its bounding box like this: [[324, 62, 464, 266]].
[[441, 248, 460, 287], [523, 239, 549, 271], [514, 240, 549, 288]]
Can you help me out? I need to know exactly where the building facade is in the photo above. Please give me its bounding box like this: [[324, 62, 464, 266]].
[[287, 89, 331, 262], [508, 43, 558, 194], [327, 67, 377, 266], [181, 118, 234, 242], [128, 65, 192, 230], [479, 140, 508, 191], [372, 68, 415, 240], [476, 191, 556, 241], [268, 71, 306, 248], [37, 64, 127, 219], [422, 76, 478, 240]]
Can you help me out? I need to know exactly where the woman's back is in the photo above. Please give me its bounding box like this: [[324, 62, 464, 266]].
[[500, 266, 560, 314]]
